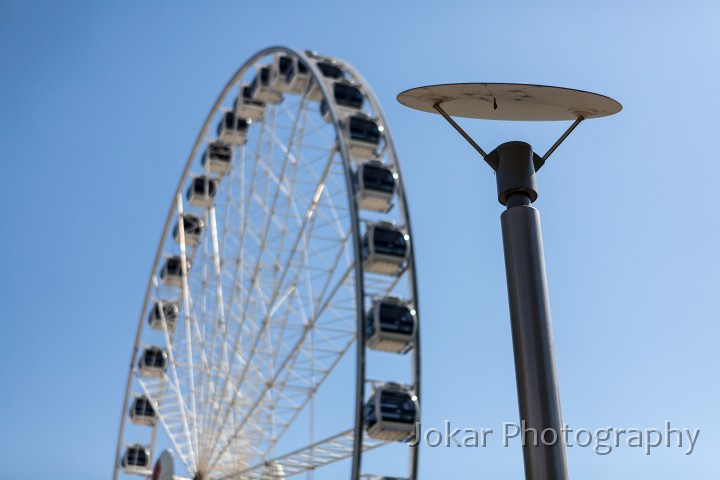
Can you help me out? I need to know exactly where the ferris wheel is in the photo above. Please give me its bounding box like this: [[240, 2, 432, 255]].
[[114, 47, 421, 480]]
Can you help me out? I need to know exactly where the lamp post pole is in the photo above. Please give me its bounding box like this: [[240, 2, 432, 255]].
[[492, 141, 568, 479]]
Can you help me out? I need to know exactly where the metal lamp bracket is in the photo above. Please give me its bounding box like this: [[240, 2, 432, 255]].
[[432, 102, 585, 172]]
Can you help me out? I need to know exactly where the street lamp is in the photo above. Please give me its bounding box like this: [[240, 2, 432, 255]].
[[398, 83, 621, 480]]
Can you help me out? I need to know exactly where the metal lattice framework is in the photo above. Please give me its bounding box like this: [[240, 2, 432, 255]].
[[223, 428, 388, 480], [114, 46, 420, 480]]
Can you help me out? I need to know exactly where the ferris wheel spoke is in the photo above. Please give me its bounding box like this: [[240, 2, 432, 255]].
[[206, 259, 318, 469], [244, 160, 359, 457], [201, 94, 314, 462], [156, 347, 194, 467], [219, 151, 332, 428], [182, 219, 219, 469], [196, 116, 271, 461], [191, 203, 230, 462], [161, 194, 206, 471], [257, 272, 357, 459], [206, 141, 345, 470], [220, 260, 356, 465], [134, 374, 195, 469], [207, 145, 246, 399]]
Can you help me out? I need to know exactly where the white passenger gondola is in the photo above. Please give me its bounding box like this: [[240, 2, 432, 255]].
[[316, 60, 345, 79], [306, 59, 345, 101], [129, 395, 157, 426], [346, 113, 382, 160], [121, 444, 151, 471], [172, 213, 204, 247], [366, 297, 416, 353], [234, 85, 265, 121], [217, 111, 250, 145], [138, 346, 168, 377], [147, 301, 179, 330], [320, 79, 364, 123], [355, 160, 396, 212], [249, 66, 283, 104], [285, 57, 310, 95], [201, 142, 233, 176], [186, 176, 219, 208], [160, 255, 190, 287], [364, 383, 419, 441], [269, 54, 295, 93], [362, 222, 409, 275]]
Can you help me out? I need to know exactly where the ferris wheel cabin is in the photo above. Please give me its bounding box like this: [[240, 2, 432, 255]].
[[269, 54, 295, 93], [129, 395, 157, 426], [365, 383, 418, 441], [284, 57, 310, 95], [186, 176, 219, 208], [306, 59, 345, 101], [121, 444, 151, 472], [366, 297, 416, 353], [201, 142, 233, 176], [250, 66, 283, 105], [355, 160, 396, 212], [173, 213, 205, 248], [346, 113, 382, 160], [320, 80, 364, 123], [362, 222, 409, 275], [159, 255, 190, 287], [216, 111, 250, 145], [316, 60, 344, 80], [148, 300, 179, 330], [138, 346, 168, 378], [235, 85, 266, 121]]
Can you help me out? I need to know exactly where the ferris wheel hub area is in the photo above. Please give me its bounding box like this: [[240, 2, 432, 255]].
[[397, 83, 622, 121]]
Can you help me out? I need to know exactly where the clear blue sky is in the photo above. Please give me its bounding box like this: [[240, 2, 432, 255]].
[[1, 1, 718, 478]]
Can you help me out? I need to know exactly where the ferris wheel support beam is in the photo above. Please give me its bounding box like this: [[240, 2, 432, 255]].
[[222, 428, 389, 480]]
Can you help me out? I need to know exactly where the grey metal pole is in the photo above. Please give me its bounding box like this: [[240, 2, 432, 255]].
[[491, 141, 569, 480]]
